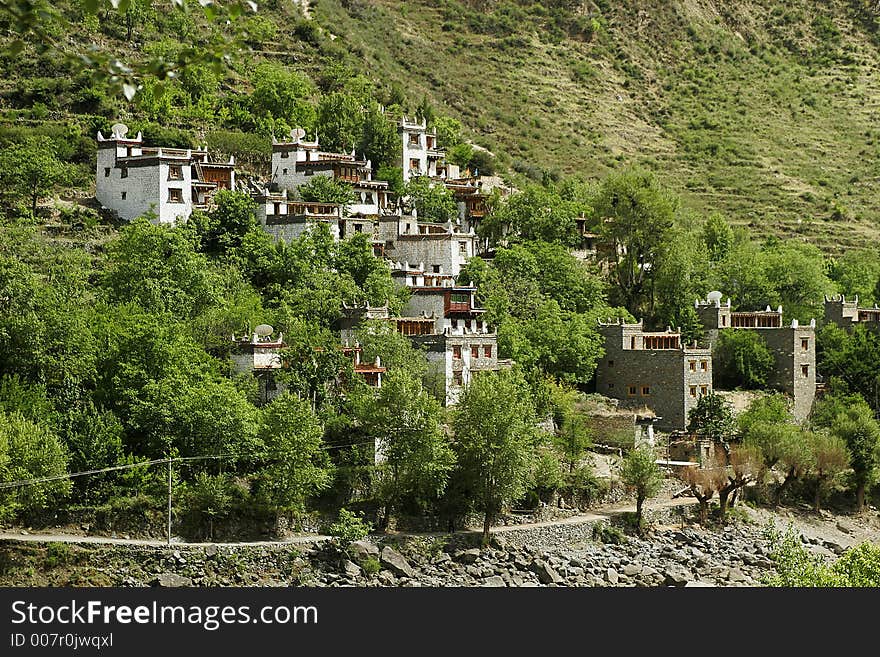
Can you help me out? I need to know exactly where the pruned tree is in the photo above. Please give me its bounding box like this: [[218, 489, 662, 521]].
[[809, 431, 850, 513], [717, 444, 762, 521], [680, 466, 727, 525]]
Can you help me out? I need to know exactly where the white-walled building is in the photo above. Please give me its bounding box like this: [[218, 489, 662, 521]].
[[253, 187, 342, 242], [96, 124, 235, 224], [399, 116, 450, 181], [387, 221, 476, 278], [270, 130, 393, 218], [231, 326, 286, 405]]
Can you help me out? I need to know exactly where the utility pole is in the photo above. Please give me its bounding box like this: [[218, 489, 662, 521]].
[[166, 456, 172, 546]]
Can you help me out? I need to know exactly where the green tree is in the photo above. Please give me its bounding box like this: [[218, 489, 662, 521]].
[[404, 177, 458, 223], [713, 329, 774, 389], [254, 393, 332, 512], [452, 369, 539, 545], [591, 169, 678, 316], [0, 411, 70, 521], [831, 405, 880, 511], [818, 324, 880, 413], [481, 184, 582, 246], [102, 218, 220, 318], [250, 63, 316, 131], [703, 213, 733, 263], [297, 175, 356, 208], [828, 250, 880, 306], [554, 409, 593, 474], [186, 190, 258, 256], [179, 472, 238, 541], [357, 371, 454, 528], [620, 445, 663, 535], [359, 103, 400, 170], [316, 92, 362, 153], [0, 137, 71, 214], [687, 391, 737, 442]]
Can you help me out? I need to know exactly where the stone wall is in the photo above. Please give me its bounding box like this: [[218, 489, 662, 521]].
[[762, 326, 816, 421]]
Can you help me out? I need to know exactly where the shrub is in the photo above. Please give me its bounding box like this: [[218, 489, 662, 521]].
[[592, 521, 626, 544], [326, 508, 372, 545], [361, 557, 381, 576], [44, 542, 72, 569]]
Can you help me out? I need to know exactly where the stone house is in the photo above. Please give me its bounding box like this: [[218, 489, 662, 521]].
[[231, 326, 286, 405], [386, 221, 476, 278], [96, 124, 235, 224], [253, 187, 342, 242], [594, 319, 713, 431], [269, 129, 394, 219], [399, 116, 454, 181], [695, 292, 817, 422], [824, 294, 880, 332]]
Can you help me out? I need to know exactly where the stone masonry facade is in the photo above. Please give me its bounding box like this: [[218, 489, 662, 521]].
[[595, 320, 712, 431]]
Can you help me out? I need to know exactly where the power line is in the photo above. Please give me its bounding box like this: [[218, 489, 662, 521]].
[[0, 440, 378, 491]]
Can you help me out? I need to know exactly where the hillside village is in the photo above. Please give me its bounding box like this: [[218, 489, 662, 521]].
[[92, 118, 879, 435], [2, 0, 880, 590]]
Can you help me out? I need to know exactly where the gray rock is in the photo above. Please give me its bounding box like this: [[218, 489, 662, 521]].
[[836, 520, 855, 535], [623, 563, 641, 577], [727, 568, 747, 583], [482, 575, 506, 587], [664, 565, 692, 587], [823, 540, 846, 556], [531, 560, 564, 585], [684, 580, 715, 587], [204, 544, 219, 558], [457, 548, 482, 564], [342, 560, 361, 577], [605, 569, 620, 585], [380, 546, 414, 578], [377, 571, 398, 586], [154, 573, 193, 587], [349, 540, 379, 563]]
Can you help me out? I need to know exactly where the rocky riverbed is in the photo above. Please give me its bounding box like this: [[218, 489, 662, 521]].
[[3, 503, 876, 588]]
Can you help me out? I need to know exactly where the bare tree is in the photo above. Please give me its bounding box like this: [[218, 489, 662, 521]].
[[680, 467, 727, 525], [717, 445, 762, 521]]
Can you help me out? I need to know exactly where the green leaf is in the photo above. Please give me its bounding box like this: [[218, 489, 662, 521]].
[[6, 40, 24, 57]]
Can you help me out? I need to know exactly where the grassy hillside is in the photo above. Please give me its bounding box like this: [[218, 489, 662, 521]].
[[3, 0, 880, 252], [313, 0, 880, 252]]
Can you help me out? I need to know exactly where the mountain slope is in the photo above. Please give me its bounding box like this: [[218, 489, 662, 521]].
[[3, 0, 880, 252]]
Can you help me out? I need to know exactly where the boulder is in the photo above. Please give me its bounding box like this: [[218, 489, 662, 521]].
[[663, 565, 692, 587], [727, 568, 747, 583], [482, 575, 506, 587], [342, 560, 362, 577], [823, 540, 846, 556], [349, 540, 379, 564], [380, 546, 415, 578], [530, 560, 563, 585], [456, 548, 482, 564], [154, 573, 193, 587], [605, 569, 620, 585], [623, 563, 641, 577]]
